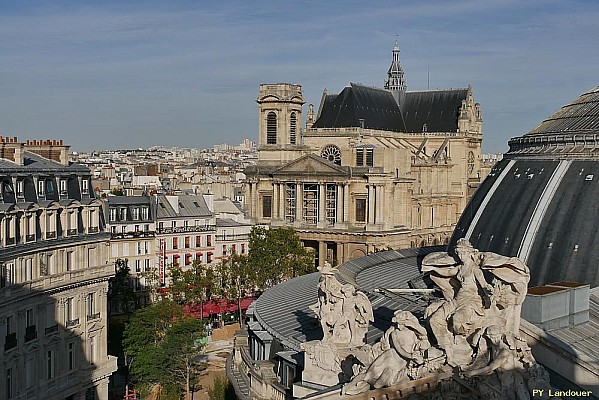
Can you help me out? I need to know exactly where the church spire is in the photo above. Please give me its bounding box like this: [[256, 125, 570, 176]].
[[385, 39, 406, 104]]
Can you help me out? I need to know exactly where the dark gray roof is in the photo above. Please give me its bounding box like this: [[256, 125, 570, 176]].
[[527, 86, 599, 136], [451, 85, 599, 287], [107, 196, 153, 206], [401, 89, 468, 133], [156, 195, 211, 219], [312, 84, 406, 132], [311, 84, 468, 133], [0, 151, 88, 173], [508, 85, 599, 156]]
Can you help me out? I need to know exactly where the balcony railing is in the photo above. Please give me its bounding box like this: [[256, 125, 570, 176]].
[[66, 318, 79, 328], [156, 225, 215, 235], [88, 226, 99, 233], [24, 325, 37, 342], [215, 234, 249, 242], [4, 332, 17, 351], [26, 234, 36, 242], [67, 229, 78, 236], [45, 324, 59, 335], [110, 231, 155, 240], [87, 312, 100, 322], [46, 231, 56, 239]]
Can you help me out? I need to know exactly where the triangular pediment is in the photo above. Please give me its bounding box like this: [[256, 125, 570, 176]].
[[272, 154, 349, 177]]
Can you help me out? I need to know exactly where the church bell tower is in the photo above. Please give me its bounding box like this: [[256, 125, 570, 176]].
[[257, 83, 304, 148]]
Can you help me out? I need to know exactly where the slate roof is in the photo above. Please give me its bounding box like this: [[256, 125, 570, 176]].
[[155, 195, 211, 219], [401, 89, 468, 133], [311, 84, 468, 133], [451, 85, 599, 288], [526, 85, 599, 136], [312, 84, 406, 132], [0, 151, 88, 172]]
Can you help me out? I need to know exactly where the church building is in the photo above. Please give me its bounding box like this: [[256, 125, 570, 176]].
[[245, 43, 483, 267]]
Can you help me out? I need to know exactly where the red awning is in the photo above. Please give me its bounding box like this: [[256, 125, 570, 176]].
[[184, 297, 255, 318]]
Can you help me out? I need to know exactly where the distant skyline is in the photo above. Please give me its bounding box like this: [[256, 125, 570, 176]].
[[1, 0, 598, 153]]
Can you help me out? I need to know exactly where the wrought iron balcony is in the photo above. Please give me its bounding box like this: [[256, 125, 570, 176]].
[[87, 312, 101, 321], [45, 324, 59, 335], [24, 325, 37, 342], [66, 318, 79, 328], [4, 332, 17, 351]]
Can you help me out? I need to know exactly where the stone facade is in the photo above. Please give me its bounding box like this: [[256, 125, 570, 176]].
[[245, 47, 483, 267], [0, 137, 117, 400]]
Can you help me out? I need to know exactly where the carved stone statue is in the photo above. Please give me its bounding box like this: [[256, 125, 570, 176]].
[[336, 240, 554, 399], [422, 239, 530, 365], [302, 262, 374, 386], [343, 310, 444, 395]]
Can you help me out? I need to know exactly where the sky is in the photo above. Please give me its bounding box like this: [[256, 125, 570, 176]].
[[1, 1, 598, 153]]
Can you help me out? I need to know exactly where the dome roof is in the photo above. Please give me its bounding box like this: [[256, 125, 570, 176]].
[[450, 85, 599, 287], [508, 85, 599, 156]]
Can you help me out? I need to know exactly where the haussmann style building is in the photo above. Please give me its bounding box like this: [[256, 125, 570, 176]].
[[0, 137, 117, 400]]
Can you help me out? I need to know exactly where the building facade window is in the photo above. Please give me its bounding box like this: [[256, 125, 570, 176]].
[[172, 237, 178, 250], [366, 148, 374, 167], [356, 198, 367, 222], [141, 207, 149, 220], [6, 368, 13, 399], [325, 183, 337, 225], [262, 195, 272, 218], [46, 350, 55, 379], [81, 179, 89, 194], [207, 235, 212, 246], [132, 207, 140, 220], [285, 183, 296, 223], [303, 183, 318, 225], [266, 112, 277, 144], [290, 112, 297, 144], [67, 342, 75, 370], [184, 236, 190, 249], [38, 179, 45, 196]]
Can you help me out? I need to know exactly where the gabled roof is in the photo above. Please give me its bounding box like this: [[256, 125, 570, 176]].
[[401, 89, 468, 133], [312, 84, 406, 132], [271, 153, 348, 177]]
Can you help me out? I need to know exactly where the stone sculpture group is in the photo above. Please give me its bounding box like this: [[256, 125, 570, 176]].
[[303, 239, 555, 399]]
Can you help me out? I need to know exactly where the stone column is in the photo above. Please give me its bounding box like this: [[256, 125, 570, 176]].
[[336, 184, 343, 224], [343, 184, 350, 223], [318, 183, 326, 224], [318, 241, 326, 268], [279, 182, 286, 221], [367, 185, 375, 225], [295, 182, 303, 223], [272, 182, 279, 220], [336, 242, 344, 265]]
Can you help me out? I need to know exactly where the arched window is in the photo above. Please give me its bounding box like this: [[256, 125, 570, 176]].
[[290, 112, 297, 144], [267, 112, 277, 144]]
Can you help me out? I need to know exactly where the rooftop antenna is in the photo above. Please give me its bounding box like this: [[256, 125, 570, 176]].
[[427, 64, 430, 90]]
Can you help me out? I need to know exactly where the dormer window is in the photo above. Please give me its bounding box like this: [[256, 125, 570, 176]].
[[15, 181, 23, 198], [82, 179, 89, 195], [109, 208, 117, 222], [141, 207, 149, 220], [60, 179, 68, 195], [119, 207, 127, 220], [132, 207, 140, 221], [38, 180, 45, 196]]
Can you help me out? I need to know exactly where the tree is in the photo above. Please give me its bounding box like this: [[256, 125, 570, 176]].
[[123, 301, 204, 400], [159, 317, 205, 399], [107, 258, 137, 314], [170, 261, 215, 319], [248, 226, 315, 288]]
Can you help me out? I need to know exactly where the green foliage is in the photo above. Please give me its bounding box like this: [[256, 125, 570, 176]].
[[110, 188, 125, 196], [248, 226, 315, 288], [208, 375, 237, 400], [123, 300, 204, 399], [169, 261, 215, 305], [107, 258, 137, 314]]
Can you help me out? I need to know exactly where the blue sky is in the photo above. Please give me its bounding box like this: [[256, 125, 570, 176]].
[[1, 1, 598, 153]]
